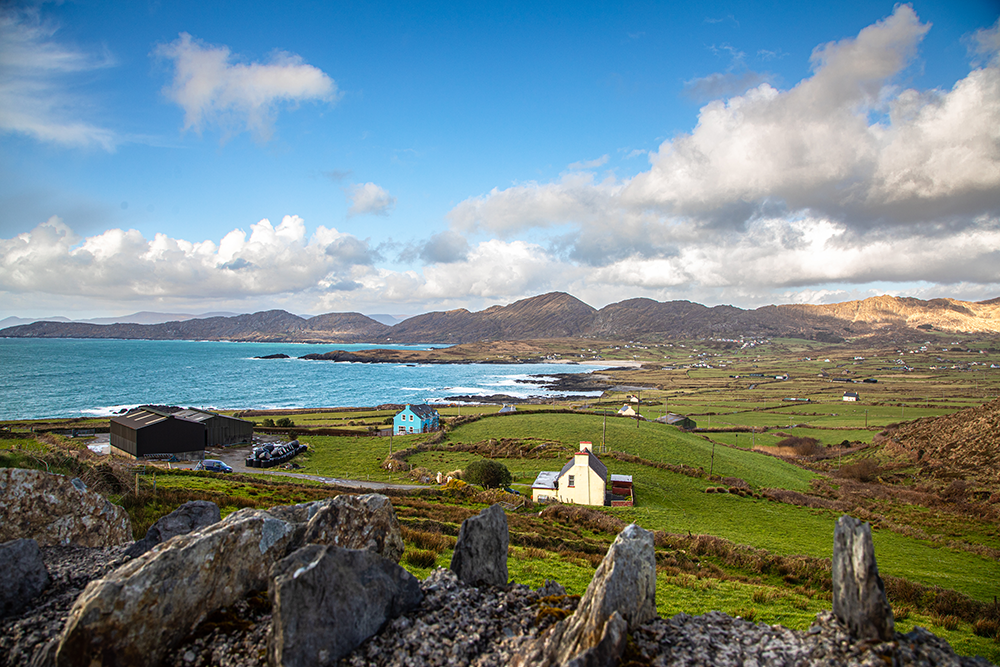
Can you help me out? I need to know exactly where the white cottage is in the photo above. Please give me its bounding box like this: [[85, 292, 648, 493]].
[[531, 442, 608, 506]]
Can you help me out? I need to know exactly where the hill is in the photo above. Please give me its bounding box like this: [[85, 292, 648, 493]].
[[878, 397, 1000, 489], [2, 293, 1000, 344]]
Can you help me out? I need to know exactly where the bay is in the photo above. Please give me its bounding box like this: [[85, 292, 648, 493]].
[[0, 338, 605, 420]]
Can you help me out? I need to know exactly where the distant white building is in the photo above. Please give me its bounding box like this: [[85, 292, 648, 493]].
[[843, 391, 860, 402]]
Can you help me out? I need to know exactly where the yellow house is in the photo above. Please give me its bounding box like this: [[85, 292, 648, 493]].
[[531, 442, 608, 506]]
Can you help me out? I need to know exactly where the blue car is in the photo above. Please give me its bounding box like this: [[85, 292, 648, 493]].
[[196, 459, 232, 473]]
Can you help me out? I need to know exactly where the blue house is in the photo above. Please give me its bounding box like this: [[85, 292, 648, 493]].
[[393, 404, 440, 434]]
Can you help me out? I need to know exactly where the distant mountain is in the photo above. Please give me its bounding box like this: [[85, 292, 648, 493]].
[[0, 316, 72, 328], [2, 293, 999, 344], [82, 311, 240, 325], [367, 313, 408, 326]]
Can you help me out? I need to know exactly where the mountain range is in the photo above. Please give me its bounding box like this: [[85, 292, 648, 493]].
[[2, 292, 999, 344]]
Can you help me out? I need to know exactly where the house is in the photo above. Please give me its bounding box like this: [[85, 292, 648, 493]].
[[110, 407, 206, 460], [843, 391, 860, 402], [393, 404, 440, 434], [655, 413, 696, 430], [530, 442, 608, 506], [173, 408, 253, 446], [617, 405, 637, 417], [498, 404, 517, 414]]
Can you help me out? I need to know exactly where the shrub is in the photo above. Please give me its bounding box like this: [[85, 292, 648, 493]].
[[839, 458, 880, 482], [275, 417, 294, 427], [402, 548, 437, 569], [463, 459, 512, 489], [261, 418, 275, 427]]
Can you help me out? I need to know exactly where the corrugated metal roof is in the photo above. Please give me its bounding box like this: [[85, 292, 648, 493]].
[[611, 474, 633, 483], [111, 408, 202, 430], [531, 470, 560, 489], [174, 408, 251, 424]]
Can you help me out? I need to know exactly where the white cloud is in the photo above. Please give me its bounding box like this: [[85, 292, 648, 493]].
[[445, 5, 1000, 301], [155, 33, 337, 142], [346, 182, 397, 217], [0, 6, 117, 149], [0, 216, 376, 301], [567, 155, 609, 170]]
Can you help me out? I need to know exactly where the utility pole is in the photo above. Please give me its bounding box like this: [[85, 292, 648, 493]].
[[710, 440, 716, 477], [602, 410, 607, 453]]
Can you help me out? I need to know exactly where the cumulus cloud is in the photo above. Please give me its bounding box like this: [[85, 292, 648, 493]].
[[346, 182, 396, 217], [446, 5, 1000, 301], [0, 216, 376, 301], [155, 33, 336, 142], [419, 231, 471, 264], [0, 6, 117, 149], [567, 155, 609, 170]]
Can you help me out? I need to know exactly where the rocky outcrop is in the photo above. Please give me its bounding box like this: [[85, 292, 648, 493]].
[[53, 493, 405, 667], [55, 508, 298, 667], [832, 515, 895, 642], [124, 500, 221, 558], [0, 539, 50, 618], [0, 469, 131, 548], [300, 494, 404, 562], [449, 504, 509, 587], [512, 523, 657, 667], [268, 545, 423, 666]]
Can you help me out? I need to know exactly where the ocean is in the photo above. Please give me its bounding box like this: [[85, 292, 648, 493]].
[[0, 338, 606, 420]]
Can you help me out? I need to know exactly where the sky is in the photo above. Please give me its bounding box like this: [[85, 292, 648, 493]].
[[1, 0, 999, 320]]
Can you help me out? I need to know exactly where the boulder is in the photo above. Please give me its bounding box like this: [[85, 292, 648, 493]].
[[268, 544, 423, 666], [54, 507, 298, 667], [124, 499, 221, 558], [449, 503, 509, 587], [300, 494, 404, 562], [512, 523, 657, 667], [0, 538, 50, 618], [832, 514, 895, 642], [0, 468, 131, 547]]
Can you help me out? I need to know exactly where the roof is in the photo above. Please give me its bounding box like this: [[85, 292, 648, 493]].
[[174, 408, 251, 424], [498, 404, 517, 413], [610, 474, 633, 483], [400, 404, 439, 418], [531, 470, 560, 489], [558, 449, 608, 483], [111, 408, 202, 430]]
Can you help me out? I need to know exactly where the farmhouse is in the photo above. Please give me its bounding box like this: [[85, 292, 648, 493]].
[[617, 405, 637, 417], [394, 404, 440, 434], [843, 391, 860, 402], [110, 408, 206, 460], [173, 408, 253, 446], [531, 442, 609, 506]]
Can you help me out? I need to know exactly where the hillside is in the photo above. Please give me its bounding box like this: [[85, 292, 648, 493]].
[[878, 397, 1000, 488], [2, 293, 1000, 344]]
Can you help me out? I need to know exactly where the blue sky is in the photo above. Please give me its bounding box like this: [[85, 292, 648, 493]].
[[1, 0, 998, 320]]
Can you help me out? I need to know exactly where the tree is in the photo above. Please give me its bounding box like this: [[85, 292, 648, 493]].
[[463, 459, 512, 489], [261, 418, 275, 427], [275, 417, 294, 427]]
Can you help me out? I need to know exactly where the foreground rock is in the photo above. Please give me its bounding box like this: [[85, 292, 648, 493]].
[[268, 545, 422, 666], [832, 514, 895, 642], [0, 469, 131, 547], [512, 522, 657, 667], [300, 494, 404, 562], [0, 539, 50, 618], [449, 503, 509, 587], [124, 500, 221, 558]]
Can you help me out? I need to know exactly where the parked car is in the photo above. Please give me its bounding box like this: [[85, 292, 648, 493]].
[[196, 459, 232, 473]]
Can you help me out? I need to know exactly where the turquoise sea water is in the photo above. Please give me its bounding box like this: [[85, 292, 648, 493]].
[[0, 338, 605, 420]]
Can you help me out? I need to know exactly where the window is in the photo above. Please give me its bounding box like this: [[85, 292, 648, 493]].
[[568, 475, 575, 487]]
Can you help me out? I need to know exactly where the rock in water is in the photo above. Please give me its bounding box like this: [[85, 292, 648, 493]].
[[54, 508, 298, 667], [832, 514, 895, 642], [300, 494, 405, 562], [513, 523, 657, 667], [449, 504, 509, 587], [124, 499, 221, 558], [0, 469, 131, 547], [268, 544, 423, 667], [0, 538, 50, 618]]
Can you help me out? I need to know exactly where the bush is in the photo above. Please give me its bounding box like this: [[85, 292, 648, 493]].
[[463, 459, 512, 489], [275, 417, 294, 428], [261, 418, 275, 427], [402, 548, 437, 568], [839, 458, 880, 483]]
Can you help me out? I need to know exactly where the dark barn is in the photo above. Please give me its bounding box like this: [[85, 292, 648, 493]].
[[173, 408, 253, 446], [110, 408, 206, 460]]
